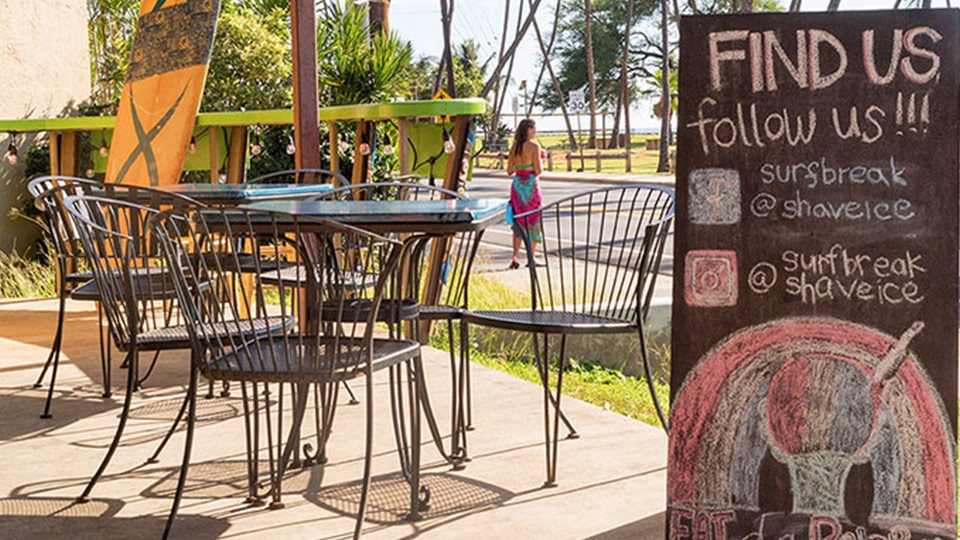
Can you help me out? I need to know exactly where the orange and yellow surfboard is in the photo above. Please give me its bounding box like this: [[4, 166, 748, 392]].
[[105, 0, 220, 186]]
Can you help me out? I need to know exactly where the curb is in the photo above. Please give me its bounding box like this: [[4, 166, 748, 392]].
[[472, 167, 675, 187]]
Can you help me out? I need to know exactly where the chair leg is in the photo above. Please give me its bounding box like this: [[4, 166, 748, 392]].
[[353, 372, 375, 540], [407, 357, 425, 521], [100, 308, 112, 399], [270, 382, 310, 509], [34, 273, 67, 390], [162, 363, 199, 540], [144, 386, 191, 464], [341, 380, 360, 405], [536, 334, 570, 488], [77, 348, 137, 503]]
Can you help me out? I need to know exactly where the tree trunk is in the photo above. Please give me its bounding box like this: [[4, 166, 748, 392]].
[[440, 0, 457, 97], [608, 87, 622, 149], [740, 0, 752, 12], [657, 0, 671, 173], [491, 0, 512, 141], [527, 0, 562, 116], [623, 0, 634, 166], [529, 0, 578, 150], [789, 0, 802, 12], [827, 0, 841, 10], [481, 0, 544, 98], [584, 0, 598, 148], [369, 0, 389, 37], [495, 1, 525, 132]]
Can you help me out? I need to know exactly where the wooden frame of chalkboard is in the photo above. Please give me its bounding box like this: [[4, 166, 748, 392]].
[[669, 10, 959, 539]]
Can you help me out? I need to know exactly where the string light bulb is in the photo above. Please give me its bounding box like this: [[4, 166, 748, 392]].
[[250, 132, 262, 156], [86, 168, 95, 178], [188, 135, 197, 154], [99, 130, 109, 157], [5, 142, 17, 165], [442, 128, 455, 154], [382, 134, 393, 155], [285, 136, 296, 155], [339, 138, 349, 153], [359, 142, 370, 156]]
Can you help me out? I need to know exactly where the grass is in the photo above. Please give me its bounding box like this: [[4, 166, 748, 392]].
[[0, 241, 57, 299], [429, 273, 670, 428], [476, 133, 675, 176]]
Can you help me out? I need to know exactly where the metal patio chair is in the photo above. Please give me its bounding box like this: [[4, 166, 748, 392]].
[[308, 181, 479, 466], [28, 177, 202, 418], [248, 167, 347, 187], [464, 185, 675, 487], [149, 204, 424, 539], [62, 191, 297, 504]]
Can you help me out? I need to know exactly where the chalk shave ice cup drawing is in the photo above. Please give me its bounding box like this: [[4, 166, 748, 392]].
[[668, 317, 955, 535]]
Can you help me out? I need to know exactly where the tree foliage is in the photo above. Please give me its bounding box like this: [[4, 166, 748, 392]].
[[537, 0, 658, 113], [202, 6, 293, 112], [87, 0, 139, 107], [408, 40, 490, 99], [317, 0, 413, 106]]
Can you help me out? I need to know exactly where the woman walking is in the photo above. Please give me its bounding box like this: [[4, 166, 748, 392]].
[[506, 118, 544, 269]]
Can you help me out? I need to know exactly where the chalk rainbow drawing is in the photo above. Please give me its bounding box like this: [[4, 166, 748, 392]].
[[668, 317, 955, 535]]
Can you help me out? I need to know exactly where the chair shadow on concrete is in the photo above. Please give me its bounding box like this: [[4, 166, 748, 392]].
[[0, 391, 115, 442], [305, 471, 513, 526], [0, 496, 228, 539], [583, 511, 665, 539]]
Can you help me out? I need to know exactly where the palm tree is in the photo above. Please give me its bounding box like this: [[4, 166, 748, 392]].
[[584, 0, 598, 148]]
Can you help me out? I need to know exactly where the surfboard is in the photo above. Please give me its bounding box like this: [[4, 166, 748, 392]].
[[105, 0, 221, 186]]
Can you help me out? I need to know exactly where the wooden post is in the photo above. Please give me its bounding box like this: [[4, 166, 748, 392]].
[[59, 131, 78, 177], [48, 131, 60, 176], [328, 121, 340, 175], [498, 152, 505, 170], [595, 151, 601, 172], [420, 114, 472, 337], [398, 118, 409, 175], [291, 0, 322, 175], [208, 127, 219, 184], [547, 150, 554, 171], [351, 120, 370, 187], [566, 153, 572, 172], [227, 126, 247, 183]]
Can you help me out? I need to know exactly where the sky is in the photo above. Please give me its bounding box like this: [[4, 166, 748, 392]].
[[388, 0, 950, 133]]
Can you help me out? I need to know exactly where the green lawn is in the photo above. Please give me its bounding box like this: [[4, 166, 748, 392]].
[[477, 133, 674, 176]]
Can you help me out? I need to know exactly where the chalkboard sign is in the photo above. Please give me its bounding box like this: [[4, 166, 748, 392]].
[[670, 10, 958, 539]]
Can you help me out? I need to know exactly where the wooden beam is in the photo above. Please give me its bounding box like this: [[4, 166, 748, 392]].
[[59, 131, 78, 177], [351, 120, 370, 187], [291, 0, 321, 174], [48, 131, 60, 177], [208, 127, 219, 184], [328, 121, 340, 174], [227, 126, 247, 183], [398, 118, 409, 175]]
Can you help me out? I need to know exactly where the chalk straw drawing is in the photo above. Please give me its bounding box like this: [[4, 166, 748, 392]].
[[668, 317, 956, 537]]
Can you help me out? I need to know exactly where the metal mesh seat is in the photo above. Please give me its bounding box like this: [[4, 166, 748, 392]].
[[463, 310, 636, 335], [464, 185, 675, 487]]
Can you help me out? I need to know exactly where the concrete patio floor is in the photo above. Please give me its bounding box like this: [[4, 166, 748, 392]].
[[0, 297, 667, 539]]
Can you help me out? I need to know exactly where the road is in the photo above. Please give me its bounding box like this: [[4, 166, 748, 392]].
[[466, 170, 675, 278]]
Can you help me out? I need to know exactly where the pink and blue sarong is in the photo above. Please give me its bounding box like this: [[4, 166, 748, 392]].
[[507, 165, 542, 243]]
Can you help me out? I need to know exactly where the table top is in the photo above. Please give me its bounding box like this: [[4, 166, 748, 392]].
[[159, 182, 334, 204], [240, 198, 509, 234]]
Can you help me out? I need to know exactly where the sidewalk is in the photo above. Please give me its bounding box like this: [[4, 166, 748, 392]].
[[472, 167, 676, 187], [0, 298, 668, 539]]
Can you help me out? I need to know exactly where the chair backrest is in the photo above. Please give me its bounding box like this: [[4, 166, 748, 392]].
[[248, 168, 348, 188], [62, 189, 201, 349], [29, 176, 103, 266], [149, 205, 407, 380], [312, 181, 461, 202], [312, 182, 480, 312], [516, 185, 675, 323]]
